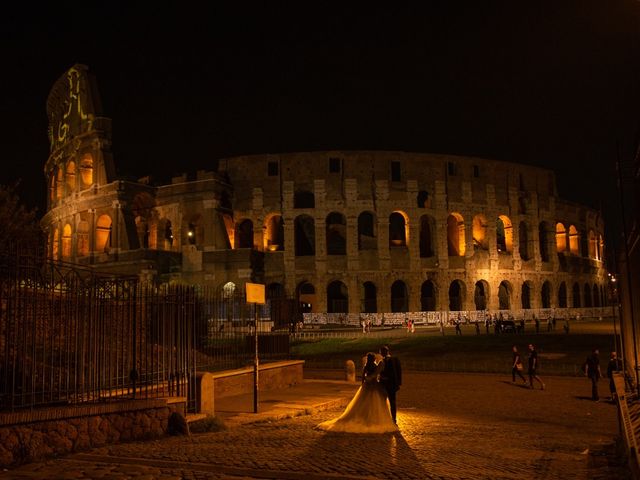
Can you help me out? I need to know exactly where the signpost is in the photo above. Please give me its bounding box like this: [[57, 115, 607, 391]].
[[246, 282, 265, 413]]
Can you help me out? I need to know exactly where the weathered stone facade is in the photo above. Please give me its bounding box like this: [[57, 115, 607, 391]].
[[41, 65, 607, 314]]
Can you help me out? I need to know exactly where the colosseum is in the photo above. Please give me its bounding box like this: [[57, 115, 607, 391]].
[[42, 65, 608, 322]]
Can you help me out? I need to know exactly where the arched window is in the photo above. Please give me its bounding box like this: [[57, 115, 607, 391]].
[[474, 280, 489, 310], [66, 161, 76, 192], [584, 283, 592, 307], [572, 282, 581, 308], [358, 212, 377, 250], [52, 228, 59, 260], [362, 282, 377, 313], [49, 171, 57, 203], [497, 215, 513, 253], [558, 282, 567, 308], [521, 282, 532, 309], [391, 280, 408, 313], [598, 235, 604, 261], [163, 220, 174, 250], [448, 280, 465, 311], [389, 212, 408, 247], [498, 281, 511, 310], [135, 216, 149, 249], [519, 221, 530, 260], [569, 225, 580, 255], [294, 190, 315, 209], [588, 230, 597, 258], [62, 224, 72, 258], [472, 214, 488, 251], [56, 168, 64, 200], [541, 281, 551, 308], [77, 220, 89, 256], [80, 153, 93, 186], [236, 219, 254, 249], [326, 212, 346, 255], [96, 215, 112, 253], [447, 213, 465, 256], [421, 280, 436, 311], [298, 282, 315, 313], [419, 215, 434, 257], [264, 214, 284, 251], [327, 281, 348, 313], [417, 190, 430, 208], [294, 215, 315, 256], [556, 223, 567, 253], [539, 222, 550, 262], [593, 284, 600, 307]]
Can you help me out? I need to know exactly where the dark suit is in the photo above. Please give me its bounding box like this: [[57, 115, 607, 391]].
[[380, 355, 402, 423]]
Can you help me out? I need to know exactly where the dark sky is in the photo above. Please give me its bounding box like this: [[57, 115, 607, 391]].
[[1, 1, 639, 243]]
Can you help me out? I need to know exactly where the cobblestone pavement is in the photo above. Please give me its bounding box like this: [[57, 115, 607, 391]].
[[1, 372, 626, 480]]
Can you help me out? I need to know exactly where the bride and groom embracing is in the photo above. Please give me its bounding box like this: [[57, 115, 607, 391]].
[[317, 345, 402, 433]]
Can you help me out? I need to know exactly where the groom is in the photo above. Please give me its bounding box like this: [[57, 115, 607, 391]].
[[379, 345, 402, 424]]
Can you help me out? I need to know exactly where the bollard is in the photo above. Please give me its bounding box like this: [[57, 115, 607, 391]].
[[345, 360, 356, 383]]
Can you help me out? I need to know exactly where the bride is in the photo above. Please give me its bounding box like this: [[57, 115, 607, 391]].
[[317, 353, 398, 433]]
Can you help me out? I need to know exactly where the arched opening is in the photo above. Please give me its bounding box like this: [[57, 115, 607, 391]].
[[294, 190, 315, 209], [62, 224, 72, 258], [187, 221, 197, 245], [80, 153, 93, 186], [584, 283, 592, 307], [593, 284, 600, 307], [447, 213, 465, 256], [52, 228, 59, 260], [235, 219, 254, 249], [389, 212, 408, 247], [421, 280, 436, 311], [419, 215, 434, 257], [588, 230, 597, 258], [496, 215, 513, 253], [56, 169, 64, 200], [569, 225, 580, 255], [326, 212, 346, 255], [66, 161, 76, 192], [521, 281, 532, 309], [572, 282, 581, 308], [448, 280, 465, 311], [49, 171, 57, 203], [556, 223, 567, 253], [541, 281, 551, 308], [95, 215, 112, 253], [539, 222, 550, 262], [264, 214, 284, 251], [294, 215, 315, 256], [327, 281, 348, 313], [297, 282, 315, 313], [519, 221, 530, 260], [391, 280, 408, 313], [362, 282, 377, 313], [417, 190, 430, 208], [498, 281, 511, 310], [558, 282, 567, 308], [135, 216, 150, 248], [472, 214, 489, 251], [77, 220, 89, 256], [598, 235, 604, 261], [163, 220, 174, 250], [358, 212, 377, 250], [474, 280, 489, 310]]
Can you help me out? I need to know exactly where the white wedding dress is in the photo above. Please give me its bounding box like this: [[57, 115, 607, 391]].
[[317, 361, 398, 433]]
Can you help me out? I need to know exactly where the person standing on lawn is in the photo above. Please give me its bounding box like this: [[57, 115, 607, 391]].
[[584, 348, 602, 401]]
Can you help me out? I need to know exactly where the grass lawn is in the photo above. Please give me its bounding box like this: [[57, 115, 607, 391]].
[[292, 320, 619, 376]]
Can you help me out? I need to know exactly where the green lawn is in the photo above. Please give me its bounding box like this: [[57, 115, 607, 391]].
[[292, 321, 619, 376]]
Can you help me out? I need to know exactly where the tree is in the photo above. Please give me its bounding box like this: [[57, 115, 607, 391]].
[[0, 183, 43, 251]]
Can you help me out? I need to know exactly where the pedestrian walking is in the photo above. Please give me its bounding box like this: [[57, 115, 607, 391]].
[[455, 320, 462, 335], [485, 317, 490, 334], [606, 351, 622, 401], [546, 316, 552, 332], [475, 321, 480, 335], [527, 344, 545, 390], [563, 318, 570, 334], [584, 348, 602, 401], [511, 345, 527, 385]]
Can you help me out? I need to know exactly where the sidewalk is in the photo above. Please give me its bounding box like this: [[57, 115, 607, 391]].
[[211, 378, 359, 427]]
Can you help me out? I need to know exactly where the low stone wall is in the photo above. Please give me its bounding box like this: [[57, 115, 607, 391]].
[[0, 398, 185, 467]]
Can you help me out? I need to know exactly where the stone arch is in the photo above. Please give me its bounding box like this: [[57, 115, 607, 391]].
[[294, 215, 315, 256], [326, 212, 347, 255], [521, 281, 533, 309], [417, 190, 430, 208], [56, 168, 64, 200], [498, 280, 512, 310], [235, 219, 254, 249], [472, 214, 489, 251], [52, 228, 59, 260], [297, 282, 316, 313], [77, 220, 89, 256], [539, 222, 550, 262], [80, 153, 93, 186], [362, 281, 377, 313], [327, 280, 348, 313], [583, 283, 592, 307], [593, 284, 600, 307], [556, 223, 567, 253], [519, 221, 531, 260], [558, 282, 567, 308], [569, 225, 580, 255], [421, 280, 437, 311], [95, 215, 112, 253], [66, 161, 76, 192], [62, 224, 72, 258], [588, 230, 597, 259], [389, 211, 408, 247], [572, 282, 581, 307], [358, 211, 377, 250], [598, 235, 604, 261], [541, 281, 551, 308], [264, 213, 284, 251], [448, 280, 466, 311], [391, 280, 409, 313], [474, 280, 489, 310], [160, 219, 174, 250], [447, 213, 465, 256], [132, 193, 156, 249], [496, 215, 513, 253], [419, 214, 435, 258], [294, 190, 315, 209]]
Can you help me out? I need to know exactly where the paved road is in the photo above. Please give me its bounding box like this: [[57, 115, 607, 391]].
[[1, 372, 625, 480]]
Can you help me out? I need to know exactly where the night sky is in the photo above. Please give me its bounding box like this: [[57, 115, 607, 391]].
[[1, 2, 639, 245]]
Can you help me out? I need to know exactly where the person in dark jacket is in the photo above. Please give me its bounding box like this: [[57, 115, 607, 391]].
[[527, 344, 545, 390], [511, 345, 527, 385], [606, 351, 622, 401], [379, 345, 402, 424], [584, 349, 602, 401]]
